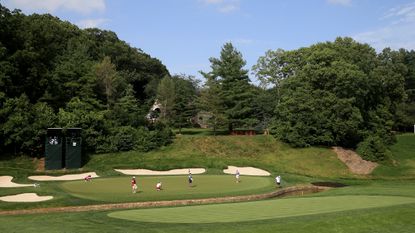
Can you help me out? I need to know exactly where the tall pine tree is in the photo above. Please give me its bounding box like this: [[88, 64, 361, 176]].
[[202, 43, 256, 131]]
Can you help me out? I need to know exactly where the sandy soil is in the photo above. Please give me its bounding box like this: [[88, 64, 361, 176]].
[[115, 168, 206, 175], [28, 172, 99, 181], [0, 176, 34, 188], [223, 166, 271, 176], [0, 193, 53, 202], [332, 147, 378, 175]]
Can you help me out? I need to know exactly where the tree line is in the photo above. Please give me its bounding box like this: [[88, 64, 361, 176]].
[[0, 4, 174, 156], [1, 4, 414, 162]]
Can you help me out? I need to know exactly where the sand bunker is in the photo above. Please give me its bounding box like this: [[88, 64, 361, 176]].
[[223, 166, 271, 176], [115, 168, 206, 175], [28, 172, 99, 181], [0, 176, 34, 188], [0, 193, 53, 202]]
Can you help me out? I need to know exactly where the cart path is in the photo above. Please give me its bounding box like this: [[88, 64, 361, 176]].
[[0, 185, 328, 216]]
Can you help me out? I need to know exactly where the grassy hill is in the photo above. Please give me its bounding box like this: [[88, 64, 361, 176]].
[[1, 131, 414, 181], [84, 134, 351, 178], [372, 133, 415, 178]]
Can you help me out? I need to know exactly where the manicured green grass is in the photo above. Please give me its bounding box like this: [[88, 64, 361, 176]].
[[1, 186, 414, 233], [108, 195, 415, 223], [60, 175, 274, 202]]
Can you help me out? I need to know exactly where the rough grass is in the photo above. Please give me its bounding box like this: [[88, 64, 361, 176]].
[[84, 135, 351, 178], [372, 133, 415, 178]]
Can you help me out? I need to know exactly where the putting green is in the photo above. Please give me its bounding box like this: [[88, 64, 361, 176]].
[[60, 175, 273, 202], [108, 195, 415, 223]]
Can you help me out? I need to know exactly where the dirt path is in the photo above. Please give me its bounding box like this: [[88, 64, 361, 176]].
[[0, 185, 328, 216], [332, 147, 378, 175]]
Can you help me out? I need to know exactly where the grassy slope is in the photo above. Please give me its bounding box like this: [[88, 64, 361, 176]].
[[85, 135, 351, 178], [372, 133, 415, 178]]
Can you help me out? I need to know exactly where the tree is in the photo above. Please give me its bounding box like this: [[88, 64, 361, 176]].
[[94, 56, 118, 109], [251, 86, 278, 133], [252, 48, 291, 98], [271, 37, 405, 151], [156, 76, 176, 125], [0, 4, 173, 156], [111, 84, 144, 127], [198, 74, 226, 134], [172, 74, 199, 133], [202, 42, 256, 131]]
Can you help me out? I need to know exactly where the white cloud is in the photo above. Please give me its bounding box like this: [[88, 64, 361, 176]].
[[77, 18, 109, 29], [353, 2, 415, 50], [4, 0, 106, 14], [383, 2, 415, 23], [326, 0, 351, 6], [199, 0, 240, 13]]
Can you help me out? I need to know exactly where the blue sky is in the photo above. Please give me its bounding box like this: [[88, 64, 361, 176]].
[[3, 0, 415, 82]]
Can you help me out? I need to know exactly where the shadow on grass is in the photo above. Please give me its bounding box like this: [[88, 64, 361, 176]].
[[311, 182, 348, 188], [176, 129, 229, 136]]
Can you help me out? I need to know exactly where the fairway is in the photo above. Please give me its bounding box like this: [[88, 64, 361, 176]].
[[60, 175, 274, 202], [108, 195, 415, 223]]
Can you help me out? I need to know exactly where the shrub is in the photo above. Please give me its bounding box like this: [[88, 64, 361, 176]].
[[356, 135, 390, 162]]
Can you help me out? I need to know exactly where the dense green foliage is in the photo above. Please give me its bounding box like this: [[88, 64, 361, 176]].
[[1, 3, 414, 162], [254, 38, 414, 161], [200, 43, 258, 131], [155, 74, 199, 131], [0, 4, 173, 156]]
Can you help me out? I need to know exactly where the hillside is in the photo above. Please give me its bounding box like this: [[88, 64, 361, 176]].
[[85, 134, 351, 178], [2, 133, 414, 181], [372, 133, 415, 178]]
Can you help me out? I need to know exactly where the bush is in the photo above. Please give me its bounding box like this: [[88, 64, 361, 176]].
[[135, 127, 174, 152], [356, 135, 390, 162], [95, 126, 174, 153]]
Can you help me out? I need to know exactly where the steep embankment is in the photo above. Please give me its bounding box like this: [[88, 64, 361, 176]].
[[85, 135, 351, 178]]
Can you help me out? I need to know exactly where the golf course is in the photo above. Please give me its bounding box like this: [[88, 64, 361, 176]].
[[1, 133, 414, 232], [1, 2, 415, 231]]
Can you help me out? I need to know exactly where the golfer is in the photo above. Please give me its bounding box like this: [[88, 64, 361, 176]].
[[156, 181, 162, 191], [276, 175, 281, 188], [131, 176, 138, 193], [188, 173, 193, 186], [235, 169, 240, 183], [84, 175, 92, 182]]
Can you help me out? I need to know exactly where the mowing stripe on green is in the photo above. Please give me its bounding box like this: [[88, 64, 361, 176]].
[[108, 195, 415, 223]]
